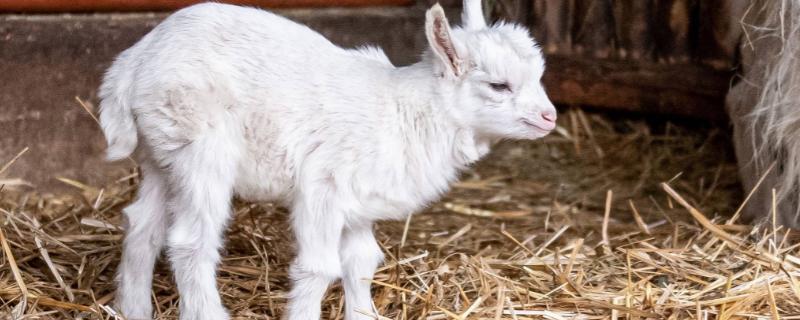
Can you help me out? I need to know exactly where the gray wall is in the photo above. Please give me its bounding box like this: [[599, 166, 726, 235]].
[[1, 6, 437, 190]]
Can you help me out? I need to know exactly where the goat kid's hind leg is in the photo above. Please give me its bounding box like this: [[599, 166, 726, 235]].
[[116, 162, 168, 320], [164, 134, 240, 320], [286, 193, 345, 320], [340, 223, 384, 320]]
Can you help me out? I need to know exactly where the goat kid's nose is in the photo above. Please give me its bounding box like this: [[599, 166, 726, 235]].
[[541, 111, 556, 123]]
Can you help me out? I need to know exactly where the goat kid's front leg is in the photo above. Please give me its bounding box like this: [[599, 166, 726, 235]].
[[286, 195, 345, 320], [340, 223, 384, 320]]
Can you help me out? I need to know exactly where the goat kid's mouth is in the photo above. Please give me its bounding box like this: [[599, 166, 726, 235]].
[[520, 118, 555, 133]]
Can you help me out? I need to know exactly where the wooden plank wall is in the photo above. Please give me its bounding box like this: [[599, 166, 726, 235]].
[[490, 0, 746, 119]]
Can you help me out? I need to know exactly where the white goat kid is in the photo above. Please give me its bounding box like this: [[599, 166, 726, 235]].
[[99, 1, 556, 319]]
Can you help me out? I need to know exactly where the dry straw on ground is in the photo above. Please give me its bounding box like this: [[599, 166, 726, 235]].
[[1, 109, 799, 319]]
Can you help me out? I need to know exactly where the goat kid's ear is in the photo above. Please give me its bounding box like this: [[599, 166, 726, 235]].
[[462, 0, 487, 31], [426, 4, 464, 79]]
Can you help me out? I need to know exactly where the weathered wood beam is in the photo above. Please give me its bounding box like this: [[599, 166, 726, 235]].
[[543, 55, 732, 120]]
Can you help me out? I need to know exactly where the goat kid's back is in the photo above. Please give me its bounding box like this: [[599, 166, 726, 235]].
[[100, 2, 396, 180]]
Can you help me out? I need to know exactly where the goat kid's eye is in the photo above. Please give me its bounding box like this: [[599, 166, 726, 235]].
[[489, 82, 511, 92]]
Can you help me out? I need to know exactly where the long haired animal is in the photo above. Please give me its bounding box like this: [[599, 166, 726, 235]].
[[98, 1, 556, 319], [728, 0, 800, 227]]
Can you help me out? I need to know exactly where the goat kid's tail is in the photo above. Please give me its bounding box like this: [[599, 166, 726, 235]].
[[98, 59, 138, 161]]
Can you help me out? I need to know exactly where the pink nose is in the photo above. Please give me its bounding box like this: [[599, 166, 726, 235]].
[[541, 111, 556, 123]]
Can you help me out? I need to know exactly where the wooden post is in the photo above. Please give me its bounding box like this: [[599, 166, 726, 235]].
[[652, 0, 692, 63], [613, 0, 654, 61], [572, 0, 616, 58], [697, 0, 745, 70], [531, 0, 575, 55]]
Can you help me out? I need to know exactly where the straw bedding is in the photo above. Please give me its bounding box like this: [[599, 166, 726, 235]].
[[2, 108, 799, 319]]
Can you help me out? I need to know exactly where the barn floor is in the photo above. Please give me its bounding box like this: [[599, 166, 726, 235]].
[[2, 108, 799, 319]]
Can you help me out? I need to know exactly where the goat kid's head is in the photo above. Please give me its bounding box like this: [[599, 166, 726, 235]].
[[425, 0, 556, 140]]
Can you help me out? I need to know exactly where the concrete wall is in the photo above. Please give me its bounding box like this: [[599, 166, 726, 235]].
[[1, 7, 432, 190]]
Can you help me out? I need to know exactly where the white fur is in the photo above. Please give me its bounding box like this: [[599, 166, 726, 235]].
[[728, 0, 800, 227], [99, 1, 555, 319]]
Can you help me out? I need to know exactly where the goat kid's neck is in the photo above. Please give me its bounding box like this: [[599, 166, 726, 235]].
[[388, 62, 492, 170]]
